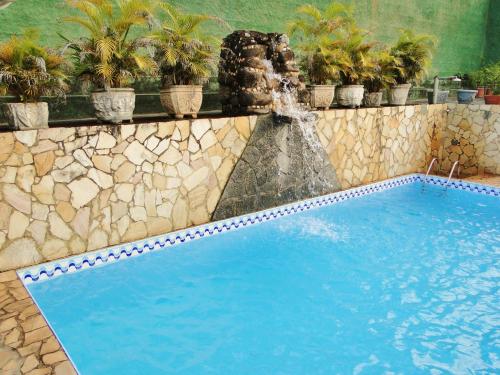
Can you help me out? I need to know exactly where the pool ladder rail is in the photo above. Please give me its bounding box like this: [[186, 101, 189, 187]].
[[444, 161, 460, 191], [421, 158, 437, 191], [421, 158, 461, 192]]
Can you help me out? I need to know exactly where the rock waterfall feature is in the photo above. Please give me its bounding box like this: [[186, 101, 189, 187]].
[[214, 31, 340, 220], [218, 30, 307, 115], [212, 115, 340, 220]]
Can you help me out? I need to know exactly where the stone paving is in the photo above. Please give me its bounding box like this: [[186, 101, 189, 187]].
[[0, 271, 76, 375], [464, 173, 500, 187]]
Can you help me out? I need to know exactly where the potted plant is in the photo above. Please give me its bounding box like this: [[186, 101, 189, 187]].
[[363, 49, 399, 107], [151, 3, 222, 119], [480, 62, 500, 104], [288, 3, 353, 110], [469, 68, 487, 98], [63, 0, 157, 124], [0, 29, 68, 129], [388, 30, 435, 105], [334, 25, 375, 108]]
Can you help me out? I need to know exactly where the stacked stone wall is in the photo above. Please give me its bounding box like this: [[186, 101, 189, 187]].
[[1, 103, 499, 271]]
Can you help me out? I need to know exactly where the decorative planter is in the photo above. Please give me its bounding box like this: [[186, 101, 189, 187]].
[[363, 92, 383, 107], [91, 88, 135, 124], [336, 85, 364, 108], [476, 87, 485, 98], [388, 83, 412, 105], [457, 89, 477, 104], [1, 102, 49, 130], [160, 85, 203, 119], [307, 85, 335, 110], [427, 90, 449, 104], [484, 95, 500, 105], [485, 88, 493, 96]]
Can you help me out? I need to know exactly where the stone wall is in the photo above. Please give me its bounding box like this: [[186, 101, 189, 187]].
[[1, 103, 499, 271], [440, 104, 500, 176], [316, 105, 447, 189], [0, 116, 255, 271]]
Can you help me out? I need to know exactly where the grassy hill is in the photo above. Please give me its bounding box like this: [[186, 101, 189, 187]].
[[0, 0, 495, 75]]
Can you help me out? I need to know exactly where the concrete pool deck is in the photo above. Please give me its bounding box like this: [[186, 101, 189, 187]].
[[0, 173, 498, 375]]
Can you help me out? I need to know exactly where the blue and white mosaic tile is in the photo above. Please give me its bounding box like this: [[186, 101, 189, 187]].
[[18, 174, 500, 285]]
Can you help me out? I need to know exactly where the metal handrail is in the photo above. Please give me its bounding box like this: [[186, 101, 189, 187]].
[[421, 158, 437, 192], [425, 158, 437, 180]]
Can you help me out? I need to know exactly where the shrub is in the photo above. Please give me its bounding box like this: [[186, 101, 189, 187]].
[[62, 0, 158, 91], [363, 49, 401, 93], [334, 24, 376, 86], [389, 29, 436, 85], [0, 29, 69, 102], [150, 3, 224, 86], [288, 2, 353, 85]]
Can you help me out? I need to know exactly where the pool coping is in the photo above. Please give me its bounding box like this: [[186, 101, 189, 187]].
[[17, 173, 500, 285]]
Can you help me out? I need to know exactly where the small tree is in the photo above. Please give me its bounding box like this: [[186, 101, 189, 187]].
[[150, 3, 224, 87], [388, 29, 436, 85], [364, 49, 401, 93], [0, 29, 69, 102], [288, 2, 353, 85], [334, 25, 376, 86], [62, 0, 158, 91]]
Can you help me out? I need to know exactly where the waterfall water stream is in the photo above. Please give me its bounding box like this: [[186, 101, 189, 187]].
[[262, 60, 322, 153], [262, 60, 335, 194]]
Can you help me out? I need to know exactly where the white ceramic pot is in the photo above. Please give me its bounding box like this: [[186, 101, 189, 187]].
[[336, 85, 364, 108], [363, 92, 383, 107], [388, 83, 412, 106], [160, 85, 203, 119], [2, 102, 49, 129], [90, 88, 136, 124], [307, 85, 336, 110]]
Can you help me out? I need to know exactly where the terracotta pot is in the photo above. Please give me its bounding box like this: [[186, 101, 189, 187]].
[[476, 87, 485, 98], [388, 83, 411, 105], [486, 88, 493, 95], [1, 102, 49, 130], [91, 88, 135, 124], [363, 91, 383, 107], [160, 85, 203, 119], [336, 85, 364, 108], [484, 95, 500, 105], [307, 85, 335, 110], [457, 89, 477, 104]]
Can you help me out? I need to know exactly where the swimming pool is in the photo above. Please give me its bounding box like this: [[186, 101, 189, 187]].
[[20, 175, 500, 374]]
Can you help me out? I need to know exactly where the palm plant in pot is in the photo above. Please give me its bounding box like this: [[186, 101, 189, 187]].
[[387, 30, 435, 105], [288, 2, 353, 110], [482, 62, 500, 105], [363, 49, 400, 107], [0, 29, 68, 129], [63, 0, 157, 124], [151, 3, 222, 119], [334, 25, 376, 108]]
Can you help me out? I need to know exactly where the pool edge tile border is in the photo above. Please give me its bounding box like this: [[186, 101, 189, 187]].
[[18, 173, 500, 285]]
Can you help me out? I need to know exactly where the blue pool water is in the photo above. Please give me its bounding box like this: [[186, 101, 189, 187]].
[[27, 182, 500, 374]]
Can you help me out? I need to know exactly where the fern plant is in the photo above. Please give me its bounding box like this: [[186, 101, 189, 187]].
[[0, 29, 69, 102], [150, 3, 224, 86], [62, 0, 158, 91], [389, 29, 436, 84], [288, 2, 353, 85]]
